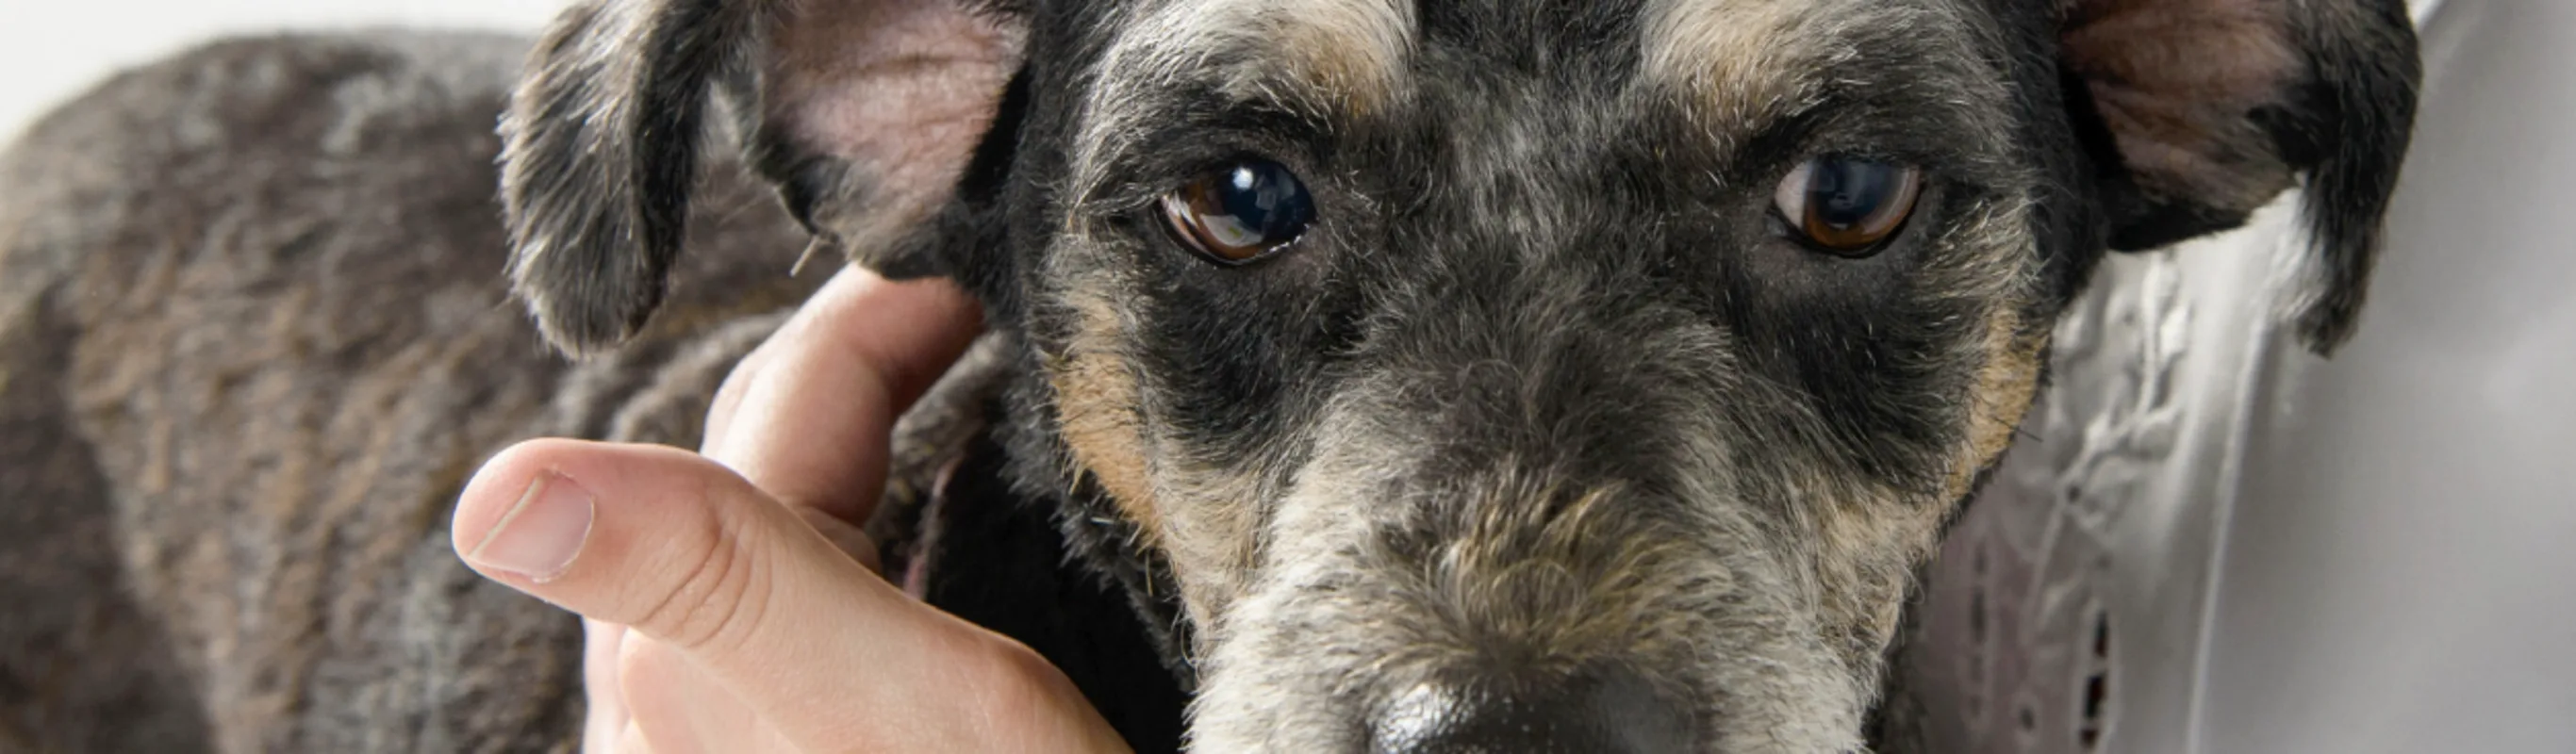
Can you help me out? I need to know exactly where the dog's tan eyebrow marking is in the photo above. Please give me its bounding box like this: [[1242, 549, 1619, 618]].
[[1638, 0, 1833, 137], [1119, 0, 1412, 112], [1637, 0, 1945, 143], [1071, 0, 1414, 203]]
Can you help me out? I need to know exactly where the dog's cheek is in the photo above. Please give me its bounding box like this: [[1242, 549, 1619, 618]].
[[1045, 285, 1161, 538], [1812, 201, 2049, 672], [1041, 277, 1274, 630], [1944, 307, 2047, 502], [1907, 188, 2054, 502], [1810, 305, 2045, 660], [1808, 485, 1943, 672]]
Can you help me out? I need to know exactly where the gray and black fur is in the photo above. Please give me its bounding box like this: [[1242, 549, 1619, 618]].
[[0, 0, 2419, 751]]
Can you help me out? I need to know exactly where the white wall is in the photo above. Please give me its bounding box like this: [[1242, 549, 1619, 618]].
[[0, 0, 563, 141]]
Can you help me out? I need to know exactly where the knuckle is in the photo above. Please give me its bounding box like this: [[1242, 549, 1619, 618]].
[[628, 500, 777, 656], [966, 635, 1078, 734], [981, 636, 1062, 690]]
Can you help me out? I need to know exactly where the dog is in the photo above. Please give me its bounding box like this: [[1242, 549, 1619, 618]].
[[0, 0, 2419, 751]]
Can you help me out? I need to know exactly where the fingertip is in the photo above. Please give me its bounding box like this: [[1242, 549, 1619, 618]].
[[453, 440, 725, 586], [801, 265, 984, 404], [706, 267, 984, 522], [452, 438, 591, 568], [448, 439, 830, 655]]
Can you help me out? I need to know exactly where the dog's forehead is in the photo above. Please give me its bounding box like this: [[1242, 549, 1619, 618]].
[[1072, 0, 1993, 193]]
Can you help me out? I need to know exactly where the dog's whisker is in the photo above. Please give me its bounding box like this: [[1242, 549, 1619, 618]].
[[789, 236, 829, 278]]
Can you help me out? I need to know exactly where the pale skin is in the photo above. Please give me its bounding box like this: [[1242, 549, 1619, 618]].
[[449, 266, 1131, 753]]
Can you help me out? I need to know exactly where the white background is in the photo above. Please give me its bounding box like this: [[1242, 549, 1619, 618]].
[[0, 0, 563, 141]]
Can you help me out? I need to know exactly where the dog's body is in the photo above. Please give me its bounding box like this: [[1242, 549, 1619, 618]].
[[1, 0, 2419, 751]]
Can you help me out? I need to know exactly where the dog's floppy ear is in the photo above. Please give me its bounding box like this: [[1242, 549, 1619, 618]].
[[500, 0, 1026, 355], [2062, 0, 2419, 354]]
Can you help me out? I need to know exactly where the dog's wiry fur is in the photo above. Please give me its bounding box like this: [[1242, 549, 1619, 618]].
[[3, 0, 2419, 751]]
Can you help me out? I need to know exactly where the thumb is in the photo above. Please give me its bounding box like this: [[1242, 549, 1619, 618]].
[[454, 438, 1130, 753]]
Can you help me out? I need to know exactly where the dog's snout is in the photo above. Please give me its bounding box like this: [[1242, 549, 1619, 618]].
[[1368, 667, 1693, 754]]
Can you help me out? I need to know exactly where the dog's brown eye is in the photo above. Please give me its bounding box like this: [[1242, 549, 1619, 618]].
[[1774, 156, 1924, 255], [1159, 158, 1314, 265]]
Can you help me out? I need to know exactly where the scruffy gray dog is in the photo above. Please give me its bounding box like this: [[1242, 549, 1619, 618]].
[[0, 0, 2418, 752]]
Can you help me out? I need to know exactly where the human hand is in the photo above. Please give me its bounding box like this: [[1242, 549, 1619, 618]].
[[452, 266, 1131, 753]]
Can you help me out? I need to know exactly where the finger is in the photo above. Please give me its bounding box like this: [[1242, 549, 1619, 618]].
[[582, 619, 632, 754], [702, 265, 983, 524], [792, 505, 882, 573], [454, 439, 1131, 753], [618, 638, 815, 754], [698, 338, 774, 458], [696, 300, 808, 454], [619, 637, 747, 754]]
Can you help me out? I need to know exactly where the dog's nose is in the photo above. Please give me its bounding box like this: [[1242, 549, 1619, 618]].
[[1367, 667, 1693, 754]]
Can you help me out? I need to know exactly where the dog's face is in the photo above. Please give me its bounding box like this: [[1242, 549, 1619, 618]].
[[500, 0, 2418, 750]]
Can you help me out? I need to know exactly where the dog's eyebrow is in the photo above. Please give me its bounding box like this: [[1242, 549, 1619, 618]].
[[1071, 0, 1414, 203], [1638, 0, 1858, 139], [1627, 0, 2008, 157], [1636, 0, 1984, 146]]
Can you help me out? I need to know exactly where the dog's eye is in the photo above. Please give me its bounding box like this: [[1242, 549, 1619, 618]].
[[1773, 156, 1924, 255], [1159, 158, 1314, 265]]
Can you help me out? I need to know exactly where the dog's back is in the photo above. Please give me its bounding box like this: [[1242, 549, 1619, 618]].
[[0, 32, 827, 752]]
